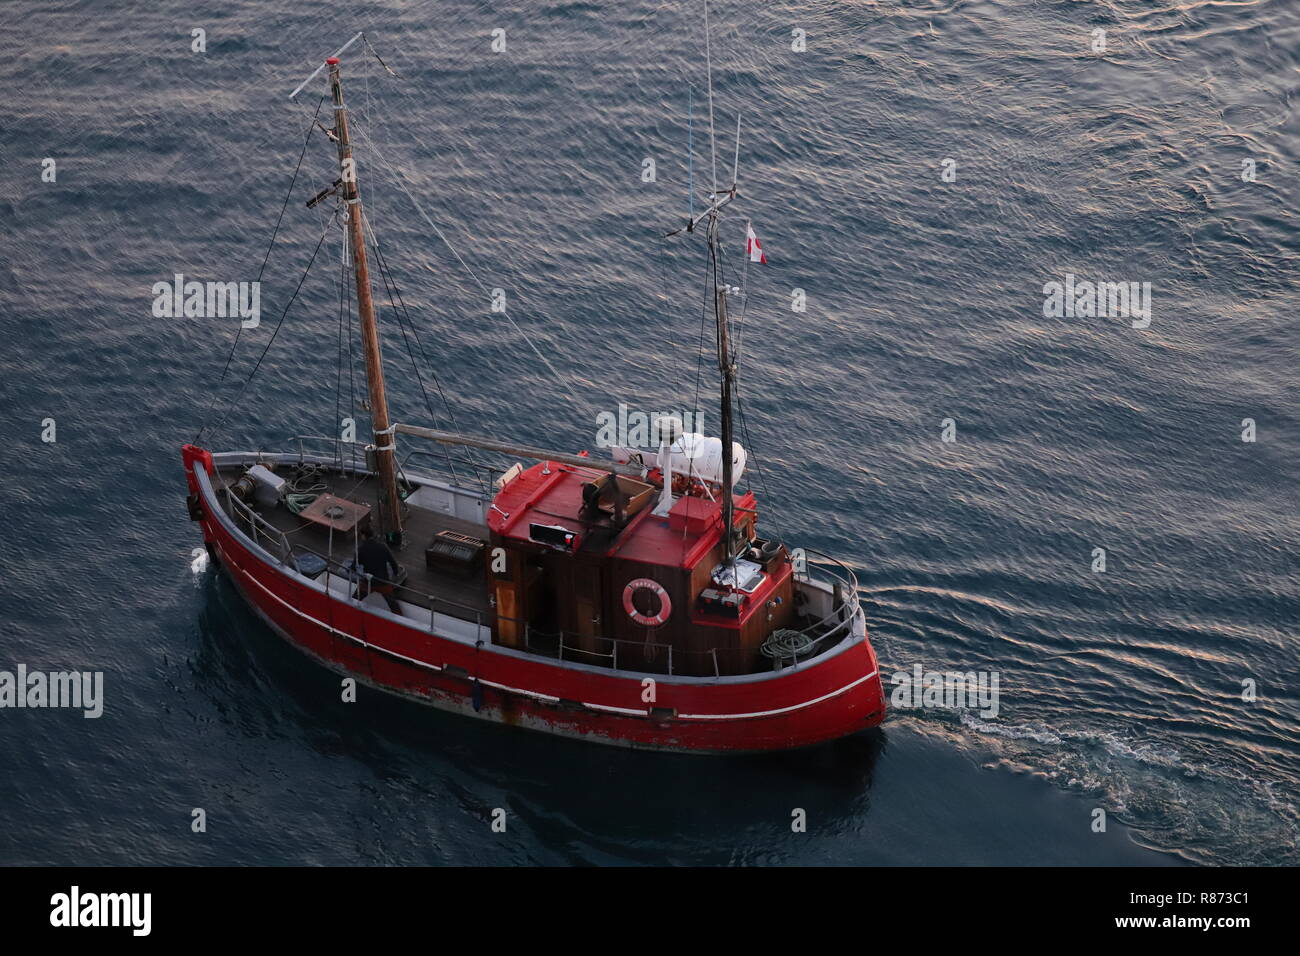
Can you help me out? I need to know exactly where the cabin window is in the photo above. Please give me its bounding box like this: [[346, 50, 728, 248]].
[[529, 523, 579, 552]]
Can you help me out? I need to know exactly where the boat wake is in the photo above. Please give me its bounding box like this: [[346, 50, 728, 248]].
[[858, 568, 1299, 866], [895, 707, 1299, 866]]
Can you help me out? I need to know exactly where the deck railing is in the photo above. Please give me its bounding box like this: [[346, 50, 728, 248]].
[[221, 484, 493, 634], [250, 434, 502, 491], [281, 434, 369, 475], [242, 437, 494, 520], [784, 549, 862, 666], [398, 448, 503, 487], [213, 465, 861, 678]]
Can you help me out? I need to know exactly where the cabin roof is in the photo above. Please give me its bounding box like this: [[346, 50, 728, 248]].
[[488, 461, 754, 570]]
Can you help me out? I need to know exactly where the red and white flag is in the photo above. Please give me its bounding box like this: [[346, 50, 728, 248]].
[[745, 223, 767, 264]]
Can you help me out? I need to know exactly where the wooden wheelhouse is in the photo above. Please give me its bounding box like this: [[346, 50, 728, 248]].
[[486, 460, 797, 677]]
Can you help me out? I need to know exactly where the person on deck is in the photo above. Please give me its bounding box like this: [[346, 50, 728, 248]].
[[354, 526, 403, 615]]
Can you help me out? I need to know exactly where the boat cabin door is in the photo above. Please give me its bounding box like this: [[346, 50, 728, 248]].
[[570, 562, 604, 658]]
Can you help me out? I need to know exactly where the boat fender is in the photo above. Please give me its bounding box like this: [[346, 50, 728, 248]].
[[623, 578, 672, 627], [471, 679, 484, 712], [186, 493, 204, 521]]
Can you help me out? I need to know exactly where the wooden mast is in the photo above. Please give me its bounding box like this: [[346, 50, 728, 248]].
[[327, 58, 403, 544]]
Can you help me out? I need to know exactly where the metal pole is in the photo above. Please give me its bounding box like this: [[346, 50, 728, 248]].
[[327, 58, 404, 545], [393, 423, 643, 477], [715, 277, 737, 566]]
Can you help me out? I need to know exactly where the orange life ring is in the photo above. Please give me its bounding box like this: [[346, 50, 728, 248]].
[[623, 577, 672, 627]]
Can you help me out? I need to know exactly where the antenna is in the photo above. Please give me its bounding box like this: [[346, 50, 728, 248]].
[[688, 87, 695, 220], [662, 3, 742, 237], [289, 31, 364, 100], [731, 113, 742, 187], [704, 0, 718, 197]]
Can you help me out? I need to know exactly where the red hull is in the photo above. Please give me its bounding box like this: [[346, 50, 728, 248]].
[[186, 449, 887, 753]]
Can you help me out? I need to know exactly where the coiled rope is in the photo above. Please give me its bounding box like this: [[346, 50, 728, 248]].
[[760, 628, 818, 662], [285, 463, 328, 514]]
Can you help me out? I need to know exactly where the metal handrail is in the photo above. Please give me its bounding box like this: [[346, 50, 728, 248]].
[[230, 508, 856, 676], [224, 484, 293, 564], [789, 548, 862, 641], [214, 468, 860, 677], [263, 438, 495, 508], [526, 625, 794, 680], [287, 434, 369, 476], [552, 630, 676, 675], [220, 479, 493, 625], [400, 448, 502, 480]]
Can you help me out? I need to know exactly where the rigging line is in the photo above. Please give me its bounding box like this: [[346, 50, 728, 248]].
[[689, 237, 711, 447], [735, 217, 752, 364], [334, 220, 348, 471], [660, 231, 710, 567], [720, 235, 776, 539], [363, 211, 470, 491], [680, 218, 723, 564], [374, 236, 490, 495], [734, 383, 783, 547], [362, 33, 399, 78], [194, 93, 325, 443], [649, 236, 687, 559], [383, 273, 465, 489], [687, 216, 727, 537], [356, 138, 490, 493], [354, 126, 593, 420], [258, 94, 326, 285], [342, 221, 357, 424], [207, 217, 335, 440], [654, 235, 689, 400]]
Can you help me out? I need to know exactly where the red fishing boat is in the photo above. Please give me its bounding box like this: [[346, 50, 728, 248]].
[[182, 37, 885, 753]]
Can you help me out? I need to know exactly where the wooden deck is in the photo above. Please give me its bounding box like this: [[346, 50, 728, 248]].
[[213, 464, 492, 618]]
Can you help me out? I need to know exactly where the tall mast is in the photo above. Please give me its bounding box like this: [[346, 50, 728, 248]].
[[700, 0, 738, 571], [327, 58, 403, 544], [709, 216, 737, 568]]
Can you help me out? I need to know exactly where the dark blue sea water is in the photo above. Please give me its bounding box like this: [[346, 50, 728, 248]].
[[1, 0, 1296, 865]]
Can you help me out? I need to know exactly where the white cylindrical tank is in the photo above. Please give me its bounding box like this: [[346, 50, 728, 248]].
[[651, 415, 684, 446], [669, 433, 746, 486], [610, 433, 747, 487]]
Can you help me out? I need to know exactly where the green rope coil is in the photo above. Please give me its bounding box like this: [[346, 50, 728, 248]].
[[761, 628, 818, 661], [286, 492, 321, 514], [285, 463, 327, 514]]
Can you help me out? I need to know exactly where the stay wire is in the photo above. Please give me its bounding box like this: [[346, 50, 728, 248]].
[[356, 124, 490, 493], [365, 211, 486, 493], [346, 229, 357, 428], [679, 218, 724, 564], [354, 123, 592, 420], [714, 226, 780, 544], [206, 216, 335, 439], [334, 223, 348, 470], [195, 94, 325, 444]]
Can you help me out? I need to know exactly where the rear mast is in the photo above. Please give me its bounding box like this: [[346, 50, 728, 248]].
[[327, 57, 403, 544], [703, 0, 739, 573], [664, 3, 743, 572], [709, 216, 738, 570]]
